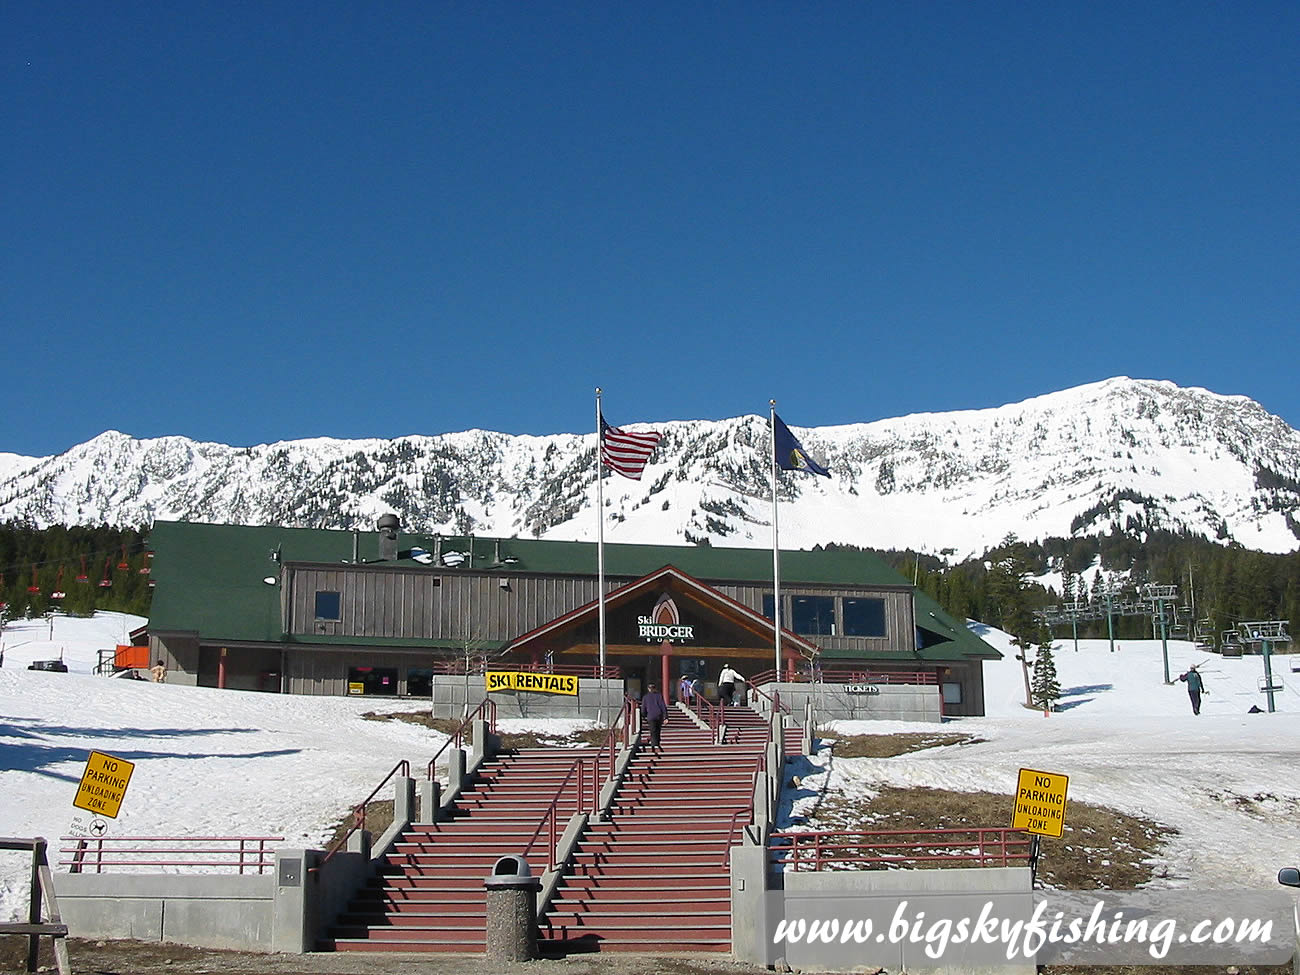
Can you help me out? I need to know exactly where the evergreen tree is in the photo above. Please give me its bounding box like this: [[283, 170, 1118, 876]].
[[1031, 639, 1062, 711]]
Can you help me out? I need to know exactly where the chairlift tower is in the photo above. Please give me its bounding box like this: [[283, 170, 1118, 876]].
[[1237, 621, 1292, 713], [1142, 584, 1179, 684], [1062, 601, 1084, 653]]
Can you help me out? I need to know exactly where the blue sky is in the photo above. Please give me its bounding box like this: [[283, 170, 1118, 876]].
[[4, 2, 1297, 457]]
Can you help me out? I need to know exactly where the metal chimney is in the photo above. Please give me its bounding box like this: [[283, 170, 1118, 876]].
[[377, 514, 400, 561]]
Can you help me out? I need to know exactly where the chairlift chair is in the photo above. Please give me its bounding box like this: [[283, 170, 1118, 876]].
[[98, 556, 113, 588], [27, 565, 41, 594], [75, 556, 89, 584], [116, 546, 130, 571], [51, 567, 65, 601]]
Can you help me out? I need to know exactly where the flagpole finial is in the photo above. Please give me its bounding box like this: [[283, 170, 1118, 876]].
[[769, 399, 776, 409], [596, 387, 602, 395]]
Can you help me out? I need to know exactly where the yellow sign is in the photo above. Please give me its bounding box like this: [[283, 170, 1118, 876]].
[[1012, 767, 1069, 837], [485, 671, 579, 696], [347, 682, 365, 695], [73, 751, 136, 819]]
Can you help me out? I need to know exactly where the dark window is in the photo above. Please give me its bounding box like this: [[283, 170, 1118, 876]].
[[791, 596, 836, 636], [762, 594, 776, 620], [407, 668, 433, 697], [843, 598, 887, 637], [347, 666, 397, 696], [314, 591, 341, 621]]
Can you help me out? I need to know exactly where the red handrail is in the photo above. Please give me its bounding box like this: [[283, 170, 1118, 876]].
[[689, 689, 724, 734], [522, 759, 590, 872], [59, 836, 283, 874], [720, 754, 767, 865], [590, 696, 636, 807], [769, 827, 1033, 871], [747, 678, 790, 715], [426, 698, 497, 780], [314, 760, 410, 871]]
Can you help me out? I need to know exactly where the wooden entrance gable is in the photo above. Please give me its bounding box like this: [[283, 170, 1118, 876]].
[[501, 564, 818, 667]]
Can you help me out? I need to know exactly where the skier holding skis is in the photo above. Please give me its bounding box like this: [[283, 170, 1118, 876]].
[[1177, 665, 1206, 715]]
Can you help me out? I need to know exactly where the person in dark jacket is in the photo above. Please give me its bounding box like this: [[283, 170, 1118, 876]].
[[1178, 666, 1206, 714], [642, 683, 668, 748]]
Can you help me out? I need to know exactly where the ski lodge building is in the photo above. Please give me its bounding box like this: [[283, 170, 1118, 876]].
[[143, 518, 1000, 719]]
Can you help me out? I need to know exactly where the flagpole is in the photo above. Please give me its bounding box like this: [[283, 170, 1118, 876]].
[[596, 388, 606, 680], [769, 399, 782, 695]]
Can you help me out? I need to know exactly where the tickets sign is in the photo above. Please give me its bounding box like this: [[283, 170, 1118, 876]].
[[485, 671, 579, 696], [1011, 767, 1069, 837], [73, 750, 135, 819]]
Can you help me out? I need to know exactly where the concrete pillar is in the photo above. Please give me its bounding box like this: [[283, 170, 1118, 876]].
[[345, 829, 371, 861], [271, 849, 316, 953], [730, 843, 772, 966], [417, 779, 441, 824], [393, 776, 415, 827], [444, 748, 467, 805]]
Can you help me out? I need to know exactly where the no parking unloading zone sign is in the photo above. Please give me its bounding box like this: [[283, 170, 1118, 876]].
[[1011, 767, 1069, 837]]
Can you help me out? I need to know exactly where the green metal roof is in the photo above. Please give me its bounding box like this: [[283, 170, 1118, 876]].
[[145, 520, 997, 660]]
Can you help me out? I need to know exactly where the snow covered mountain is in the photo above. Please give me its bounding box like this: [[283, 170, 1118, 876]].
[[3, 377, 1299, 560]]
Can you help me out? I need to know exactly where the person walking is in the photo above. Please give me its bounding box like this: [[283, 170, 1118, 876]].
[[678, 673, 693, 703], [641, 682, 668, 749], [718, 663, 744, 706], [150, 659, 167, 683], [1177, 666, 1206, 714]]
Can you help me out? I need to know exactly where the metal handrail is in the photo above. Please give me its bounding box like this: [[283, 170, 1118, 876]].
[[58, 835, 284, 874], [689, 689, 724, 734], [522, 759, 589, 872], [747, 678, 791, 715], [426, 698, 497, 780], [590, 696, 636, 808], [720, 756, 766, 865], [769, 827, 1034, 871], [313, 760, 410, 871]]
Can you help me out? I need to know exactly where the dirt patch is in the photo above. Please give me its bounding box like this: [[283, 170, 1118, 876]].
[[361, 713, 609, 751], [803, 784, 1173, 889], [359, 710, 447, 731], [0, 937, 773, 975], [825, 731, 984, 758]]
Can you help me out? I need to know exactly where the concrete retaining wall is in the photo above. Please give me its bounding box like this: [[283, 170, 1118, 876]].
[[766, 681, 942, 722], [730, 847, 1033, 973], [432, 676, 625, 719], [56, 872, 278, 950]]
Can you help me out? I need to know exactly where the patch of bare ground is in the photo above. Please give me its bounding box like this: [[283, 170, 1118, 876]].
[[360, 712, 608, 750], [0, 937, 776, 975], [824, 731, 984, 758], [807, 784, 1174, 890]]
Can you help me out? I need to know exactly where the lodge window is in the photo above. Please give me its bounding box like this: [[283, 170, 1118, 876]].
[[347, 666, 397, 696], [942, 681, 963, 705], [843, 597, 886, 637], [792, 596, 836, 636], [315, 590, 341, 621], [407, 667, 433, 697]]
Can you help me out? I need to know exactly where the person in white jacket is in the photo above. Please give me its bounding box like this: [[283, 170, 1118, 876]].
[[717, 663, 744, 706]]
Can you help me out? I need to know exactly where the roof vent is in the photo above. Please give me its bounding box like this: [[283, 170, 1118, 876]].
[[377, 514, 400, 561]]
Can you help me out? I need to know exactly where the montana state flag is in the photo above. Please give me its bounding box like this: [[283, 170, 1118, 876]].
[[773, 413, 830, 477]]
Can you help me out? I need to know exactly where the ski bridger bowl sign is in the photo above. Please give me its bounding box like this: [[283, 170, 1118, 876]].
[[638, 593, 696, 644], [637, 616, 695, 642]]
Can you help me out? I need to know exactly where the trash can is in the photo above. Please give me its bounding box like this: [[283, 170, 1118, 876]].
[[483, 854, 541, 961]]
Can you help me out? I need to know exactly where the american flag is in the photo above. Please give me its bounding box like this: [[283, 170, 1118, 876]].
[[600, 416, 662, 480]]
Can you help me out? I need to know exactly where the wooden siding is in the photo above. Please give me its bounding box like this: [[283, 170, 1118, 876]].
[[285, 562, 915, 654]]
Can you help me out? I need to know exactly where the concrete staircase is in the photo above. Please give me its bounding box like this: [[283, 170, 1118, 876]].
[[539, 709, 775, 953], [326, 702, 801, 955], [326, 747, 597, 952]]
